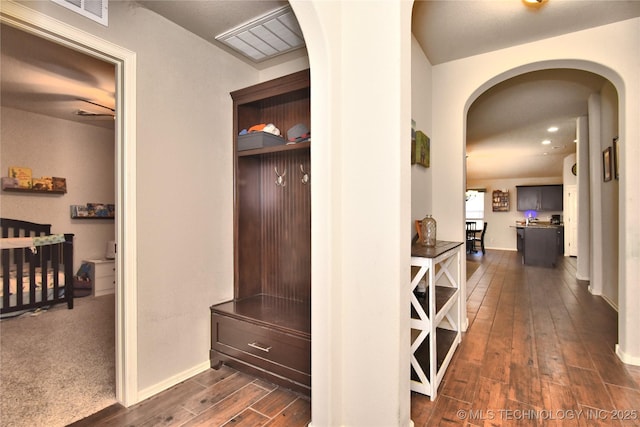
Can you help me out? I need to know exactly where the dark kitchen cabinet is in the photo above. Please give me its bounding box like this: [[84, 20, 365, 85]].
[[556, 226, 564, 255], [516, 185, 563, 211], [523, 227, 559, 267]]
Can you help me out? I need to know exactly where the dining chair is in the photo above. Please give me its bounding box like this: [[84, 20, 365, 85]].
[[465, 221, 476, 253], [471, 222, 488, 255]]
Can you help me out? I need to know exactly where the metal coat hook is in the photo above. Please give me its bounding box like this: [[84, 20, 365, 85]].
[[274, 167, 286, 187], [300, 164, 309, 184]]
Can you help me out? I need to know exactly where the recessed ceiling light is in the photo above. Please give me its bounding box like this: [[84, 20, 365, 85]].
[[547, 126, 558, 132], [542, 140, 551, 145]]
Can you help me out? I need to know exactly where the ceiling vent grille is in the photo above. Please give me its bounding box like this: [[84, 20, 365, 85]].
[[215, 5, 305, 63], [50, 0, 108, 26]]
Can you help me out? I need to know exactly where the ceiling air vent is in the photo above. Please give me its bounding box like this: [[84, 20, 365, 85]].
[[215, 5, 305, 63], [50, 0, 108, 26]]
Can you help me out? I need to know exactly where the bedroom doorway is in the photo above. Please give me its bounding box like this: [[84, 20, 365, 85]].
[[0, 1, 138, 408]]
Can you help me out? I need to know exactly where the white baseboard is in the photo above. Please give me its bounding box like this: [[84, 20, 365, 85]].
[[485, 246, 517, 252], [576, 273, 589, 281], [616, 344, 640, 366], [601, 294, 619, 312], [137, 360, 211, 403]]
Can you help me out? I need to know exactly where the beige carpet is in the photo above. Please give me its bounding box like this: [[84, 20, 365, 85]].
[[0, 295, 116, 427]]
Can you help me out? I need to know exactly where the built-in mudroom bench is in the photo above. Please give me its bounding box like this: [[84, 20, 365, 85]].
[[210, 69, 311, 395]]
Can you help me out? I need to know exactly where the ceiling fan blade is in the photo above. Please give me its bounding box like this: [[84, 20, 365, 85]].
[[77, 98, 115, 112]]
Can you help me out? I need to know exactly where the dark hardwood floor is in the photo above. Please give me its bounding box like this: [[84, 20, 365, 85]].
[[69, 365, 311, 427], [71, 250, 640, 426], [413, 250, 640, 427]]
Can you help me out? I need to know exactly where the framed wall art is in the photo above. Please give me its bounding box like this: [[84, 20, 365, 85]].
[[613, 137, 619, 180], [411, 119, 417, 164], [414, 130, 430, 168], [603, 146, 612, 182]]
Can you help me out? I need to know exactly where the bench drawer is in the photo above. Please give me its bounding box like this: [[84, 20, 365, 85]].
[[211, 313, 310, 383]]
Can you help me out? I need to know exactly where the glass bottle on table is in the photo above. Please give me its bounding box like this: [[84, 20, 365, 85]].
[[421, 214, 437, 247]]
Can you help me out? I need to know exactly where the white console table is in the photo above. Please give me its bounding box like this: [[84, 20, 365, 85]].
[[410, 240, 463, 400]]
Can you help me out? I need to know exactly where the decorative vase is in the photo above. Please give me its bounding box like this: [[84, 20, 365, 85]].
[[421, 214, 437, 247]]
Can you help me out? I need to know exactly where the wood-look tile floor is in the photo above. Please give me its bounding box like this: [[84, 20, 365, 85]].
[[72, 250, 640, 427], [69, 366, 311, 427], [412, 250, 640, 427]]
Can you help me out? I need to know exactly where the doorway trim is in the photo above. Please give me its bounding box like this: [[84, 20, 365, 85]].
[[1, 1, 139, 406]]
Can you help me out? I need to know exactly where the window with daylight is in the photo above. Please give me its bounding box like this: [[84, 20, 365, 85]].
[[465, 190, 485, 229]]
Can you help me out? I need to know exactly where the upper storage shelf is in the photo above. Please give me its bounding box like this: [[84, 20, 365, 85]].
[[232, 69, 310, 157], [237, 141, 310, 157]]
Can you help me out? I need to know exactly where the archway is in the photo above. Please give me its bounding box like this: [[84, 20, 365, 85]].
[[463, 60, 634, 363], [464, 67, 620, 313]]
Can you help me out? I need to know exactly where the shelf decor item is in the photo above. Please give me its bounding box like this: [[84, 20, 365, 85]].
[[8, 166, 32, 188], [70, 203, 115, 219], [420, 214, 437, 247], [492, 190, 509, 212], [52, 177, 67, 192]]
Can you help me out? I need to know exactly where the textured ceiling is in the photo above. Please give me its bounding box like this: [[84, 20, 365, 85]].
[[1, 23, 116, 129], [412, 0, 640, 65]]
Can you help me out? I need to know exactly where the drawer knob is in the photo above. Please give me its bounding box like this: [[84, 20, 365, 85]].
[[248, 341, 272, 353]]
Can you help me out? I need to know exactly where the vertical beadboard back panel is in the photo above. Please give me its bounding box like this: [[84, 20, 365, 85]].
[[236, 157, 263, 298], [232, 70, 311, 302], [260, 149, 311, 302]]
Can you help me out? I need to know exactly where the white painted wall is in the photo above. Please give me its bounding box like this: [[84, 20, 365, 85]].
[[411, 34, 433, 237], [588, 93, 604, 296], [293, 1, 413, 425], [576, 116, 591, 280], [599, 81, 619, 309], [563, 153, 578, 186], [0, 107, 115, 270], [563, 153, 578, 256]]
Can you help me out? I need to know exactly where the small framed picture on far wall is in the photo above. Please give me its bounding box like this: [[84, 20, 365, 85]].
[[603, 146, 613, 182], [613, 137, 620, 180]]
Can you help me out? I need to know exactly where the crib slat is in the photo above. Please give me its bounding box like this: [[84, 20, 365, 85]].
[[1, 219, 74, 315], [2, 248, 10, 309]]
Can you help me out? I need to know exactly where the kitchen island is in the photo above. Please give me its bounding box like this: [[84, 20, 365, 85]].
[[515, 223, 564, 267]]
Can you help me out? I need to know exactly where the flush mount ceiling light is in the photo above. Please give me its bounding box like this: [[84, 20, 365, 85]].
[[542, 139, 551, 145], [547, 126, 558, 132], [522, 0, 548, 8], [215, 5, 305, 63]]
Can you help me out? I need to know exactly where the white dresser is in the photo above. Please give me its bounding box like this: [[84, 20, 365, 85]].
[[83, 259, 116, 297]]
